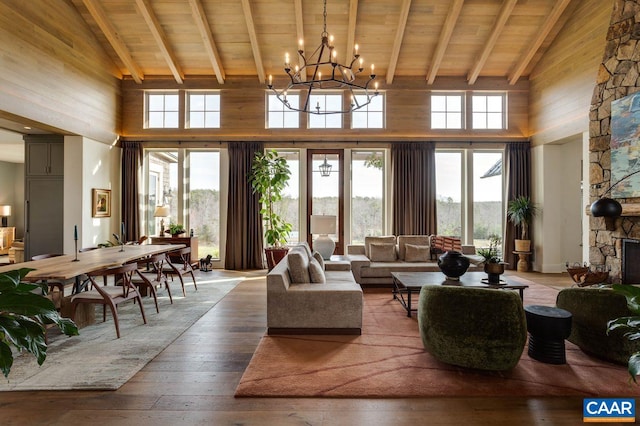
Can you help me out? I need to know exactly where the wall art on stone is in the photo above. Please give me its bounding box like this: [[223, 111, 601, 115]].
[[611, 91, 640, 197]]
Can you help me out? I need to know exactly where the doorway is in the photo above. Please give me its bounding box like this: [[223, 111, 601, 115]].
[[306, 149, 344, 255]]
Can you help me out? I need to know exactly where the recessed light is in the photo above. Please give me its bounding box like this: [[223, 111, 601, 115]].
[[23, 126, 31, 130]]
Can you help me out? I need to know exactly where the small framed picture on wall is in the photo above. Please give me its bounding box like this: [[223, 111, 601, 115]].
[[92, 188, 111, 218]]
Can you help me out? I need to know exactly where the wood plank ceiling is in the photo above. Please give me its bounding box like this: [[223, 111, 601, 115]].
[[71, 0, 577, 86]]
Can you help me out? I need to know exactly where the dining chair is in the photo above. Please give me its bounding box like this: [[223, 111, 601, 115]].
[[70, 262, 147, 338], [130, 252, 173, 313], [163, 247, 198, 296]]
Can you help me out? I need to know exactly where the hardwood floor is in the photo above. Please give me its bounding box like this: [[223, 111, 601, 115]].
[[0, 269, 592, 425]]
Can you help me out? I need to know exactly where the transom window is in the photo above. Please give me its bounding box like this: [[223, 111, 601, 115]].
[[472, 94, 506, 129], [308, 94, 343, 128], [431, 94, 463, 129], [186, 91, 220, 128], [352, 93, 385, 129], [267, 93, 300, 128], [145, 91, 179, 128]]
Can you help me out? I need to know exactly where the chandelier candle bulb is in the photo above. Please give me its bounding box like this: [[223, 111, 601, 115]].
[[354, 44, 359, 55], [268, 75, 272, 86]]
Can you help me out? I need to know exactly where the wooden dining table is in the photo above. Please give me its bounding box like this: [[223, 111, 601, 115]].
[[0, 244, 185, 286]]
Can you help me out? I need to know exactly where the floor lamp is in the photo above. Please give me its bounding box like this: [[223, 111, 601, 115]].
[[153, 205, 170, 237], [310, 215, 337, 260]]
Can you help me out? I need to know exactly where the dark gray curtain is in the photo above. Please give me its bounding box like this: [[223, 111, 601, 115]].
[[225, 142, 264, 270], [121, 141, 143, 242], [391, 143, 437, 235], [503, 142, 531, 270]]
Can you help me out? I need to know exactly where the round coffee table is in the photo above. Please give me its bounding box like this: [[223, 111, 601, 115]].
[[524, 305, 572, 364]]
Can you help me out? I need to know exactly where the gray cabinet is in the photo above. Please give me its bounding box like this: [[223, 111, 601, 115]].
[[24, 135, 64, 260]]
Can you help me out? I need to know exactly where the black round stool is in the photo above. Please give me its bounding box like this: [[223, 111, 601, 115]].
[[524, 305, 572, 364]]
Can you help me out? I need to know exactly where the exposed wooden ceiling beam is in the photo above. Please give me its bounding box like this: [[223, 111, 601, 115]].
[[294, 0, 306, 82], [240, 0, 266, 84], [386, 0, 412, 85], [188, 0, 226, 84], [135, 0, 184, 84], [426, 0, 464, 85], [467, 0, 518, 85], [346, 0, 359, 70], [508, 0, 573, 85], [80, 0, 144, 84]]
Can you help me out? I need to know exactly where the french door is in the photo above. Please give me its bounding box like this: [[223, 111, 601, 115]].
[[306, 149, 344, 255]]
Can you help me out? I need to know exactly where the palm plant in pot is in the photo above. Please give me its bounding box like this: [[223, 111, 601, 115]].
[[507, 195, 538, 252], [249, 149, 293, 270]]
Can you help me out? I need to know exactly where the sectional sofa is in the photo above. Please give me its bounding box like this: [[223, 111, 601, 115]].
[[347, 235, 483, 286]]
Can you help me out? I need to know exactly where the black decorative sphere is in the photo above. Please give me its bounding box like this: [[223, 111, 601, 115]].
[[438, 250, 470, 280], [590, 197, 622, 217]]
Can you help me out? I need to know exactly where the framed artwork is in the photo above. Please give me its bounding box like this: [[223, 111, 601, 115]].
[[92, 188, 111, 218], [610, 92, 640, 197]]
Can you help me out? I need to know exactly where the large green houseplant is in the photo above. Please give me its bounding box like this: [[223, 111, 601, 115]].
[[0, 268, 78, 378], [249, 149, 293, 269], [507, 195, 538, 252], [607, 284, 640, 383]]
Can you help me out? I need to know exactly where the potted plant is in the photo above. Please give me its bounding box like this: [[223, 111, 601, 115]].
[[477, 234, 506, 284], [507, 195, 538, 252], [249, 149, 293, 270], [165, 223, 185, 237], [0, 268, 78, 377], [607, 284, 640, 383]]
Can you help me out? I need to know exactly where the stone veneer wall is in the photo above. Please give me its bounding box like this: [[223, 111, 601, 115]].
[[590, 0, 640, 282]]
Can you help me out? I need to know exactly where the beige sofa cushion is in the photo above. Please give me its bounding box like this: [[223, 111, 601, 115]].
[[364, 236, 396, 258], [397, 235, 431, 260], [405, 243, 430, 262], [369, 243, 397, 262], [308, 257, 326, 283], [287, 250, 310, 283], [312, 251, 325, 270]]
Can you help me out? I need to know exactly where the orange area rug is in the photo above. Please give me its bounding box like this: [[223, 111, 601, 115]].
[[235, 277, 637, 398]]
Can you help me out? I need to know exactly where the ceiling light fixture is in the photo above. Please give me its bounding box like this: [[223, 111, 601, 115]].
[[267, 0, 379, 115]]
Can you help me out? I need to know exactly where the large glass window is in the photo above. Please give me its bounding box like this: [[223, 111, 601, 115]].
[[308, 94, 342, 128], [352, 94, 384, 129], [145, 92, 179, 128], [435, 149, 504, 247], [187, 151, 221, 258], [472, 94, 505, 129], [351, 151, 384, 243], [273, 150, 300, 242], [431, 94, 463, 129], [147, 151, 178, 237], [186, 91, 220, 128], [435, 152, 462, 237], [267, 94, 300, 128]]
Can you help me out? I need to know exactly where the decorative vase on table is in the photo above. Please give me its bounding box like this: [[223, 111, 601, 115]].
[[484, 262, 506, 284], [437, 250, 470, 280]]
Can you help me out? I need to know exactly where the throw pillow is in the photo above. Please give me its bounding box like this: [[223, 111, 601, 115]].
[[312, 250, 325, 270], [308, 257, 326, 283], [369, 243, 397, 262], [404, 244, 430, 262], [287, 251, 311, 283]]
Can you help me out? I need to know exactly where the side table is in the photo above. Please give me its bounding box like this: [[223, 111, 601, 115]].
[[524, 305, 572, 364], [513, 251, 532, 272], [325, 255, 351, 271]]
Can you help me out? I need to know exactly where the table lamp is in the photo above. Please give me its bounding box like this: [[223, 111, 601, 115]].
[[310, 215, 337, 259], [0, 205, 11, 227], [153, 205, 170, 236]]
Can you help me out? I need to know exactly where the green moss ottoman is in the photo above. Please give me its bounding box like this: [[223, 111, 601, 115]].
[[556, 287, 640, 365], [418, 285, 527, 371]]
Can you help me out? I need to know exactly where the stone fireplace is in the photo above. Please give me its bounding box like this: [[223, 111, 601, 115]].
[[589, 0, 640, 282]]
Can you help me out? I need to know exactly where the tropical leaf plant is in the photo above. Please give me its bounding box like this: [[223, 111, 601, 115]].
[[506, 196, 538, 240], [0, 268, 78, 378], [607, 283, 640, 383]]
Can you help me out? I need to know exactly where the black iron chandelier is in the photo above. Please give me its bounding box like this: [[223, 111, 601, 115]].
[[267, 0, 379, 115]]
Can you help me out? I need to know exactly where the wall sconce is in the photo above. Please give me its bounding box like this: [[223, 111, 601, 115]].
[[310, 215, 337, 259], [318, 155, 332, 177]]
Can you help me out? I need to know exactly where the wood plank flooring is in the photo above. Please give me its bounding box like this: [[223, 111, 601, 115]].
[[0, 269, 593, 425]]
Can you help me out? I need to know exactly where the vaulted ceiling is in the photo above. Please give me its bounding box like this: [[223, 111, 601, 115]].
[[70, 0, 577, 87]]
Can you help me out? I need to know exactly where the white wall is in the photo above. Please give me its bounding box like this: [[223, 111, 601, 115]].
[[63, 136, 121, 253], [532, 135, 584, 272]]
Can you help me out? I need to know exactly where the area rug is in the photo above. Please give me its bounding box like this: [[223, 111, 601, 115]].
[[0, 272, 243, 391], [235, 277, 638, 398]]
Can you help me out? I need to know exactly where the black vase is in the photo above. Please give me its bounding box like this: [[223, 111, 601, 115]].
[[438, 250, 470, 280]]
